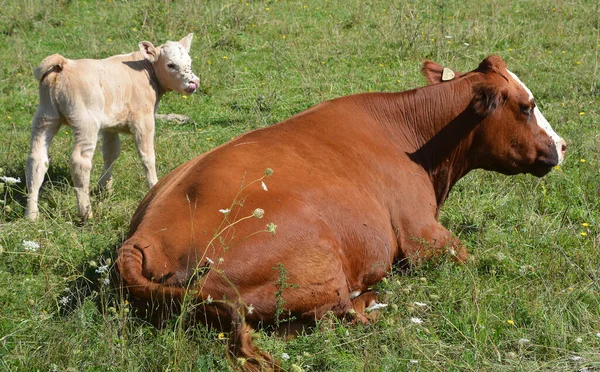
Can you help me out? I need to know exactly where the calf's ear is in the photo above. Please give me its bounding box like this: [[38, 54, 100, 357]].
[[139, 41, 158, 63], [472, 81, 506, 117], [422, 60, 462, 84], [179, 33, 194, 53]]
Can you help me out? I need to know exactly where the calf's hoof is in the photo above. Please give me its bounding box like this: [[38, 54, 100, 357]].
[[24, 208, 39, 221], [79, 209, 94, 221]]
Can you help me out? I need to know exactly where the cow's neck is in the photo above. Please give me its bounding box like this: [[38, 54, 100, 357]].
[[391, 75, 484, 213], [130, 51, 166, 100]]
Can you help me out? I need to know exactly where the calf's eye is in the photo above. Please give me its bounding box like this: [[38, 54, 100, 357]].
[[167, 63, 177, 69]]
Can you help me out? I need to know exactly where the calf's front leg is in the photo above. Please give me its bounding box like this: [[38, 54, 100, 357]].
[[133, 117, 158, 189]]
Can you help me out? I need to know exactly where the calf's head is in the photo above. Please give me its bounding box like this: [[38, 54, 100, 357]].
[[424, 55, 566, 177], [139, 33, 200, 94]]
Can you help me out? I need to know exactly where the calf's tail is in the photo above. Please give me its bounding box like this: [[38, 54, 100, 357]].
[[116, 239, 279, 371], [33, 54, 67, 82]]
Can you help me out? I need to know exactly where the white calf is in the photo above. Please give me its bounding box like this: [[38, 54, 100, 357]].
[[25, 34, 200, 221]]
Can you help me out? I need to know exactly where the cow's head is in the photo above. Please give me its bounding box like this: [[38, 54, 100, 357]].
[[140, 33, 200, 95], [422, 55, 566, 177]]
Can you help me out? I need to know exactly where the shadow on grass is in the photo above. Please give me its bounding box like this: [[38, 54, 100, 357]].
[[0, 159, 121, 223], [206, 117, 243, 128]]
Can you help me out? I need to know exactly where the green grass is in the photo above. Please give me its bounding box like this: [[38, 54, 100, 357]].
[[1, 0, 600, 370]]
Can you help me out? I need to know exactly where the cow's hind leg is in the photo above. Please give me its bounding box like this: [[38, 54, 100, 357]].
[[98, 131, 121, 192], [70, 123, 98, 220], [25, 109, 61, 220], [349, 291, 384, 323]]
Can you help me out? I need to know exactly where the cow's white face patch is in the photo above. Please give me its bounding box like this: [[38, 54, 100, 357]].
[[158, 41, 199, 94], [507, 70, 565, 164]]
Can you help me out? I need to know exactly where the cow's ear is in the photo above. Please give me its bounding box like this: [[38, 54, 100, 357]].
[[476, 55, 507, 74], [422, 60, 462, 84], [179, 33, 193, 53], [472, 81, 506, 117], [139, 41, 158, 63]]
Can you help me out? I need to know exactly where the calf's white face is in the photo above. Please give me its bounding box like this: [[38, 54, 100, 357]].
[[140, 33, 200, 94]]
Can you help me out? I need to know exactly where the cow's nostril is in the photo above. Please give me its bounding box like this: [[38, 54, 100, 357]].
[[561, 142, 567, 154]]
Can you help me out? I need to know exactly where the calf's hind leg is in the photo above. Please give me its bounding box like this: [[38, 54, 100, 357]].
[[70, 124, 99, 220], [25, 110, 62, 220], [98, 131, 121, 192]]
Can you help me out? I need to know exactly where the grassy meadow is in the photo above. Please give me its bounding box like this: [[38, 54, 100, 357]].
[[1, 0, 600, 370]]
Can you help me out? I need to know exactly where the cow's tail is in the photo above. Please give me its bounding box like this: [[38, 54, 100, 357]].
[[227, 308, 281, 371], [116, 241, 186, 302], [33, 54, 67, 82], [116, 240, 280, 371]]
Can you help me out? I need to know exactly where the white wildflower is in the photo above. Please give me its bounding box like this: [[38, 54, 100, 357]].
[[575, 337, 583, 343], [281, 353, 290, 360], [409, 359, 419, 364], [410, 317, 423, 324], [519, 265, 534, 274], [253, 208, 264, 219], [580, 368, 589, 372], [444, 35, 452, 39], [261, 181, 268, 191], [464, 43, 470, 46], [266, 222, 277, 234], [596, 332, 600, 338], [366, 303, 388, 312], [571, 356, 583, 361], [22, 240, 40, 252], [290, 364, 304, 372], [59, 296, 69, 306], [103, 278, 110, 285], [247, 304, 254, 314], [95, 265, 109, 274], [206, 295, 213, 304], [0, 176, 21, 184], [414, 302, 427, 307], [518, 338, 530, 344], [219, 208, 230, 214], [218, 257, 224, 264]]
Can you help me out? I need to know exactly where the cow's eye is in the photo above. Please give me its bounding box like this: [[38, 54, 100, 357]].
[[520, 104, 532, 116], [167, 62, 177, 70]]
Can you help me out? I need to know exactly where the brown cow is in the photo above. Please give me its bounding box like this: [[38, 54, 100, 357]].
[[117, 56, 566, 370]]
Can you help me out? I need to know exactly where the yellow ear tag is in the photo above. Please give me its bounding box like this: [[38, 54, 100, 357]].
[[441, 67, 455, 81]]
